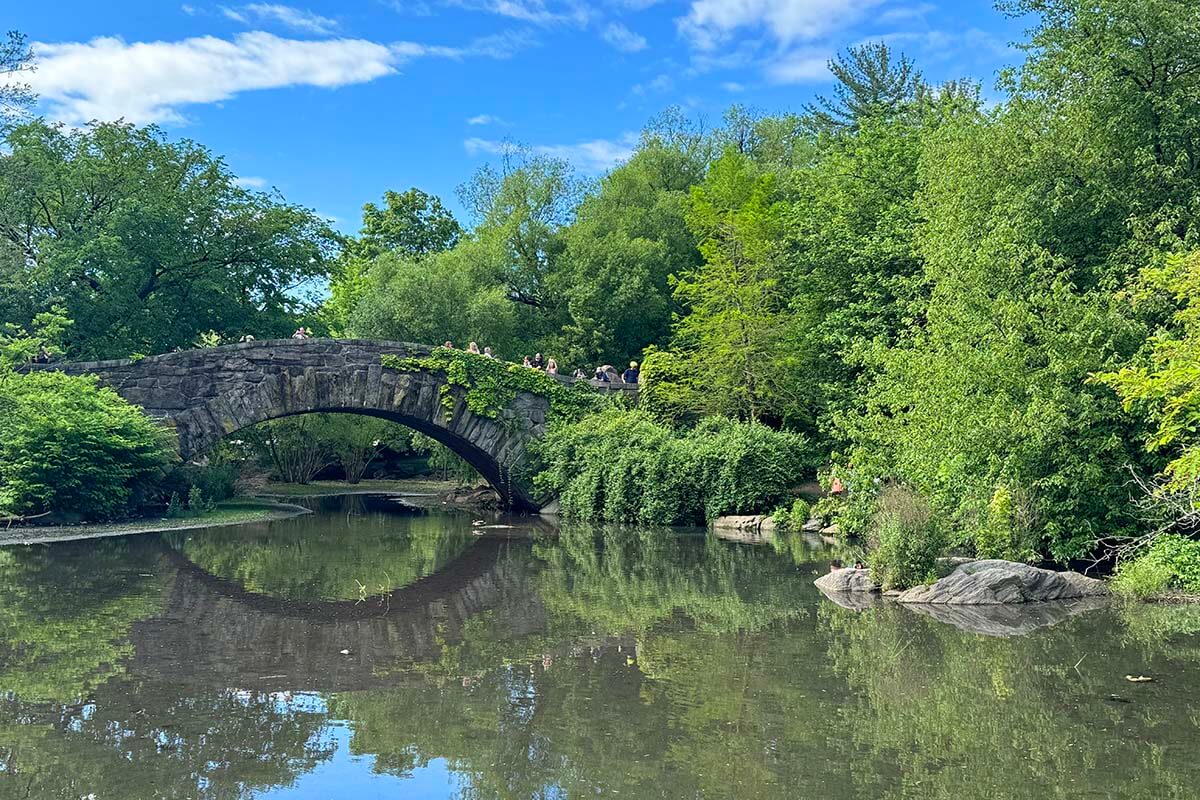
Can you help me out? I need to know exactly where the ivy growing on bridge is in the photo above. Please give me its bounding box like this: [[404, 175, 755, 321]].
[[380, 348, 601, 423]]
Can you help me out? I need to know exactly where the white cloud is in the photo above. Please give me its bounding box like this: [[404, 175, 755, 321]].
[[464, 132, 637, 173], [449, 0, 590, 27], [29, 32, 519, 125], [766, 48, 831, 83], [721, 81, 745, 92], [467, 114, 505, 125], [678, 0, 886, 50], [602, 23, 648, 53], [235, 175, 269, 188], [876, 2, 935, 23], [875, 27, 1011, 62], [632, 73, 673, 95], [222, 4, 340, 35]]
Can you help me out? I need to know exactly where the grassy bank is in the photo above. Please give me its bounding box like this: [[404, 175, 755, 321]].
[[0, 499, 310, 547]]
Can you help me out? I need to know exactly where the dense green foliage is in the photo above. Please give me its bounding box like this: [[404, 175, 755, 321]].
[[534, 409, 815, 525], [381, 347, 600, 422], [0, 370, 169, 520], [867, 486, 947, 590], [1113, 534, 1200, 599], [0, 120, 337, 359]]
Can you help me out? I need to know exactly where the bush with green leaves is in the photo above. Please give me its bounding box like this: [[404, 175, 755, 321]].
[[867, 485, 948, 590], [0, 371, 170, 520], [771, 498, 812, 532], [1113, 534, 1200, 600], [972, 485, 1039, 562], [533, 409, 816, 525]]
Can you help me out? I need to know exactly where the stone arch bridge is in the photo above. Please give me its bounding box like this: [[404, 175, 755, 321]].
[[39, 339, 635, 511]]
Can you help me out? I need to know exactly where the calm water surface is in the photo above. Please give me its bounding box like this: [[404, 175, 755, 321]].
[[1, 495, 1198, 799]]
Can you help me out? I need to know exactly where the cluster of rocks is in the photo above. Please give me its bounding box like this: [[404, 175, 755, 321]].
[[814, 559, 1110, 637]]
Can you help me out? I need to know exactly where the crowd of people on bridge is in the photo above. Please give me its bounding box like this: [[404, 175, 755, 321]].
[[233, 331, 640, 385], [443, 341, 638, 385]]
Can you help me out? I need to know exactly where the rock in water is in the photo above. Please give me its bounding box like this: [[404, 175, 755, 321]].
[[896, 559, 1108, 605], [814, 568, 878, 595]]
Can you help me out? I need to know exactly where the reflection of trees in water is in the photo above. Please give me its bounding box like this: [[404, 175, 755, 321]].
[[818, 601, 1200, 800], [533, 524, 816, 634], [5, 518, 1200, 799], [0, 684, 335, 800], [326, 525, 845, 799], [0, 539, 166, 703], [164, 507, 478, 601]]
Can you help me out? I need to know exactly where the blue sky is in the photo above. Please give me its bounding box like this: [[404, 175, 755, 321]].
[[9, 1, 1028, 231]]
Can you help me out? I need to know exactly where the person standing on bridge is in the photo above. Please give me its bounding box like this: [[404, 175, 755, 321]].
[[443, 341, 454, 349], [532, 352, 544, 369], [483, 346, 495, 358], [593, 366, 610, 383], [546, 358, 558, 375], [467, 342, 480, 354], [622, 361, 639, 384]]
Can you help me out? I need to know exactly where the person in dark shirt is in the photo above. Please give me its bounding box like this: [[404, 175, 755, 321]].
[[621, 361, 639, 384], [594, 366, 610, 382], [532, 352, 544, 369]]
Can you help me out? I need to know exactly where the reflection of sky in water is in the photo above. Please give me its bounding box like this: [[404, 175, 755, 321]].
[[257, 725, 460, 800]]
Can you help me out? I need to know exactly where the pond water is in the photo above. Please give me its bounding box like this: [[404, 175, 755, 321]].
[[1, 495, 1199, 799]]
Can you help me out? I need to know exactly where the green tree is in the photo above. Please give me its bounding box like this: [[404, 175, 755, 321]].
[[0, 31, 34, 131], [325, 188, 462, 333], [555, 132, 705, 367], [1100, 252, 1200, 521], [662, 149, 796, 422], [835, 0, 1200, 558], [0, 120, 338, 359], [804, 42, 923, 132]]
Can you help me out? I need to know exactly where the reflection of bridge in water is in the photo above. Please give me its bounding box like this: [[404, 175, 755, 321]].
[[132, 536, 559, 692], [130, 537, 633, 695]]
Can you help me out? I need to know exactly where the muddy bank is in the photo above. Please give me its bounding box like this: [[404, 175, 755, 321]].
[[0, 500, 311, 547]]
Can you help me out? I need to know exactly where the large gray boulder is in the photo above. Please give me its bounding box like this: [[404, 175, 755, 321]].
[[814, 568, 877, 594], [814, 568, 880, 611], [896, 560, 1108, 605]]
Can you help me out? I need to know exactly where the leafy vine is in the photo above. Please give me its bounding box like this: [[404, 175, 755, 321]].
[[380, 348, 600, 422]]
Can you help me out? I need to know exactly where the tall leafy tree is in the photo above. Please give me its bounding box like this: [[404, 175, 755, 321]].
[[556, 130, 707, 367], [660, 149, 795, 423], [0, 31, 34, 132], [325, 188, 461, 333], [0, 121, 338, 359], [358, 188, 462, 259]]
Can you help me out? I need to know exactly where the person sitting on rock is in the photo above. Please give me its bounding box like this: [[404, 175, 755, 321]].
[[594, 366, 610, 382]]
